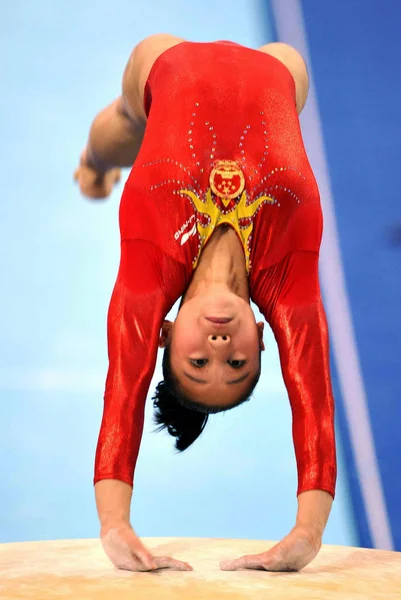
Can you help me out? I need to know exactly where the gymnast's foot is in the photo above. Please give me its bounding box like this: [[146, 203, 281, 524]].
[[74, 147, 121, 199]]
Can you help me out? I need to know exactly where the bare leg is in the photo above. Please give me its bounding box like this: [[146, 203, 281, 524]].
[[124, 33, 186, 121], [81, 35, 185, 173], [258, 42, 309, 114]]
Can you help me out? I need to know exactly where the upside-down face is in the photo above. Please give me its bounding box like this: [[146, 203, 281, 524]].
[[160, 289, 265, 409]]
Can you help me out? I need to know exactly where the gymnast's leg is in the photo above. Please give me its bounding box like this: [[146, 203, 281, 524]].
[[258, 42, 309, 114]]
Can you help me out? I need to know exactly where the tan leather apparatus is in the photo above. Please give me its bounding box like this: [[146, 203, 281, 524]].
[[1, 537, 401, 599]]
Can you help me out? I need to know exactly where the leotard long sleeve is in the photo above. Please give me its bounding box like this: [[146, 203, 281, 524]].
[[94, 239, 189, 487], [94, 40, 337, 498], [251, 252, 336, 496]]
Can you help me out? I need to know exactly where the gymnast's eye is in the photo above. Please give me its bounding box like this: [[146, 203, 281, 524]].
[[190, 358, 208, 368], [228, 359, 246, 369]]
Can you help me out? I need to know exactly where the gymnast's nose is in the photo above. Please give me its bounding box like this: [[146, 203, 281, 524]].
[[208, 334, 231, 346]]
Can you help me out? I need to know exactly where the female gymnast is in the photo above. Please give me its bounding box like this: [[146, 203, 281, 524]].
[[74, 34, 336, 573]]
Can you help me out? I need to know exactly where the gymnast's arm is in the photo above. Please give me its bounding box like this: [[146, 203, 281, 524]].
[[94, 240, 191, 571], [253, 251, 337, 533], [94, 235, 190, 519], [94, 240, 167, 525]]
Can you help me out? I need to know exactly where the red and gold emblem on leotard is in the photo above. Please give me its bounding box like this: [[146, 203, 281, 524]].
[[209, 160, 245, 206], [144, 103, 306, 274], [180, 159, 274, 273]]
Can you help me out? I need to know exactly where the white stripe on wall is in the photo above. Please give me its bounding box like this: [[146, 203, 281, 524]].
[[270, 0, 393, 550]]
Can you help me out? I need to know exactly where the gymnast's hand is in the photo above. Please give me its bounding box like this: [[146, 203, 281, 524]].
[[100, 522, 193, 572], [219, 524, 322, 572], [74, 148, 121, 200]]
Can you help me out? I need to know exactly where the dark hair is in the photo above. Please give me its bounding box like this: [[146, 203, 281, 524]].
[[152, 344, 261, 452]]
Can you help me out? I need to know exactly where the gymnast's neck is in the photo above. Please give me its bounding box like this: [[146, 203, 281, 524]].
[[183, 225, 250, 304]]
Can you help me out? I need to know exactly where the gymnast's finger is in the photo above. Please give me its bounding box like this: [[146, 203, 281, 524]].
[[153, 556, 193, 571], [127, 537, 159, 571], [220, 554, 264, 571], [131, 549, 158, 571], [220, 557, 242, 571]]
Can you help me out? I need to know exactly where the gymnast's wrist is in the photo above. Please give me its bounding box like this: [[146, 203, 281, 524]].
[[95, 479, 132, 528], [100, 515, 129, 533], [295, 489, 333, 536]]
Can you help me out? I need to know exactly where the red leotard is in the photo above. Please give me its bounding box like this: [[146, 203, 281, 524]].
[[94, 41, 337, 498]]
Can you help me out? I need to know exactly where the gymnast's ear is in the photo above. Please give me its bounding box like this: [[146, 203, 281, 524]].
[[159, 320, 173, 348], [257, 321, 265, 351]]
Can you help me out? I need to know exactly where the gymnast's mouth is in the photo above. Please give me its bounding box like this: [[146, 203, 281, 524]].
[[205, 317, 233, 324]]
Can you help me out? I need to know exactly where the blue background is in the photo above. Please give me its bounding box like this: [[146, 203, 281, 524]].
[[299, 0, 401, 550], [1, 0, 399, 551]]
